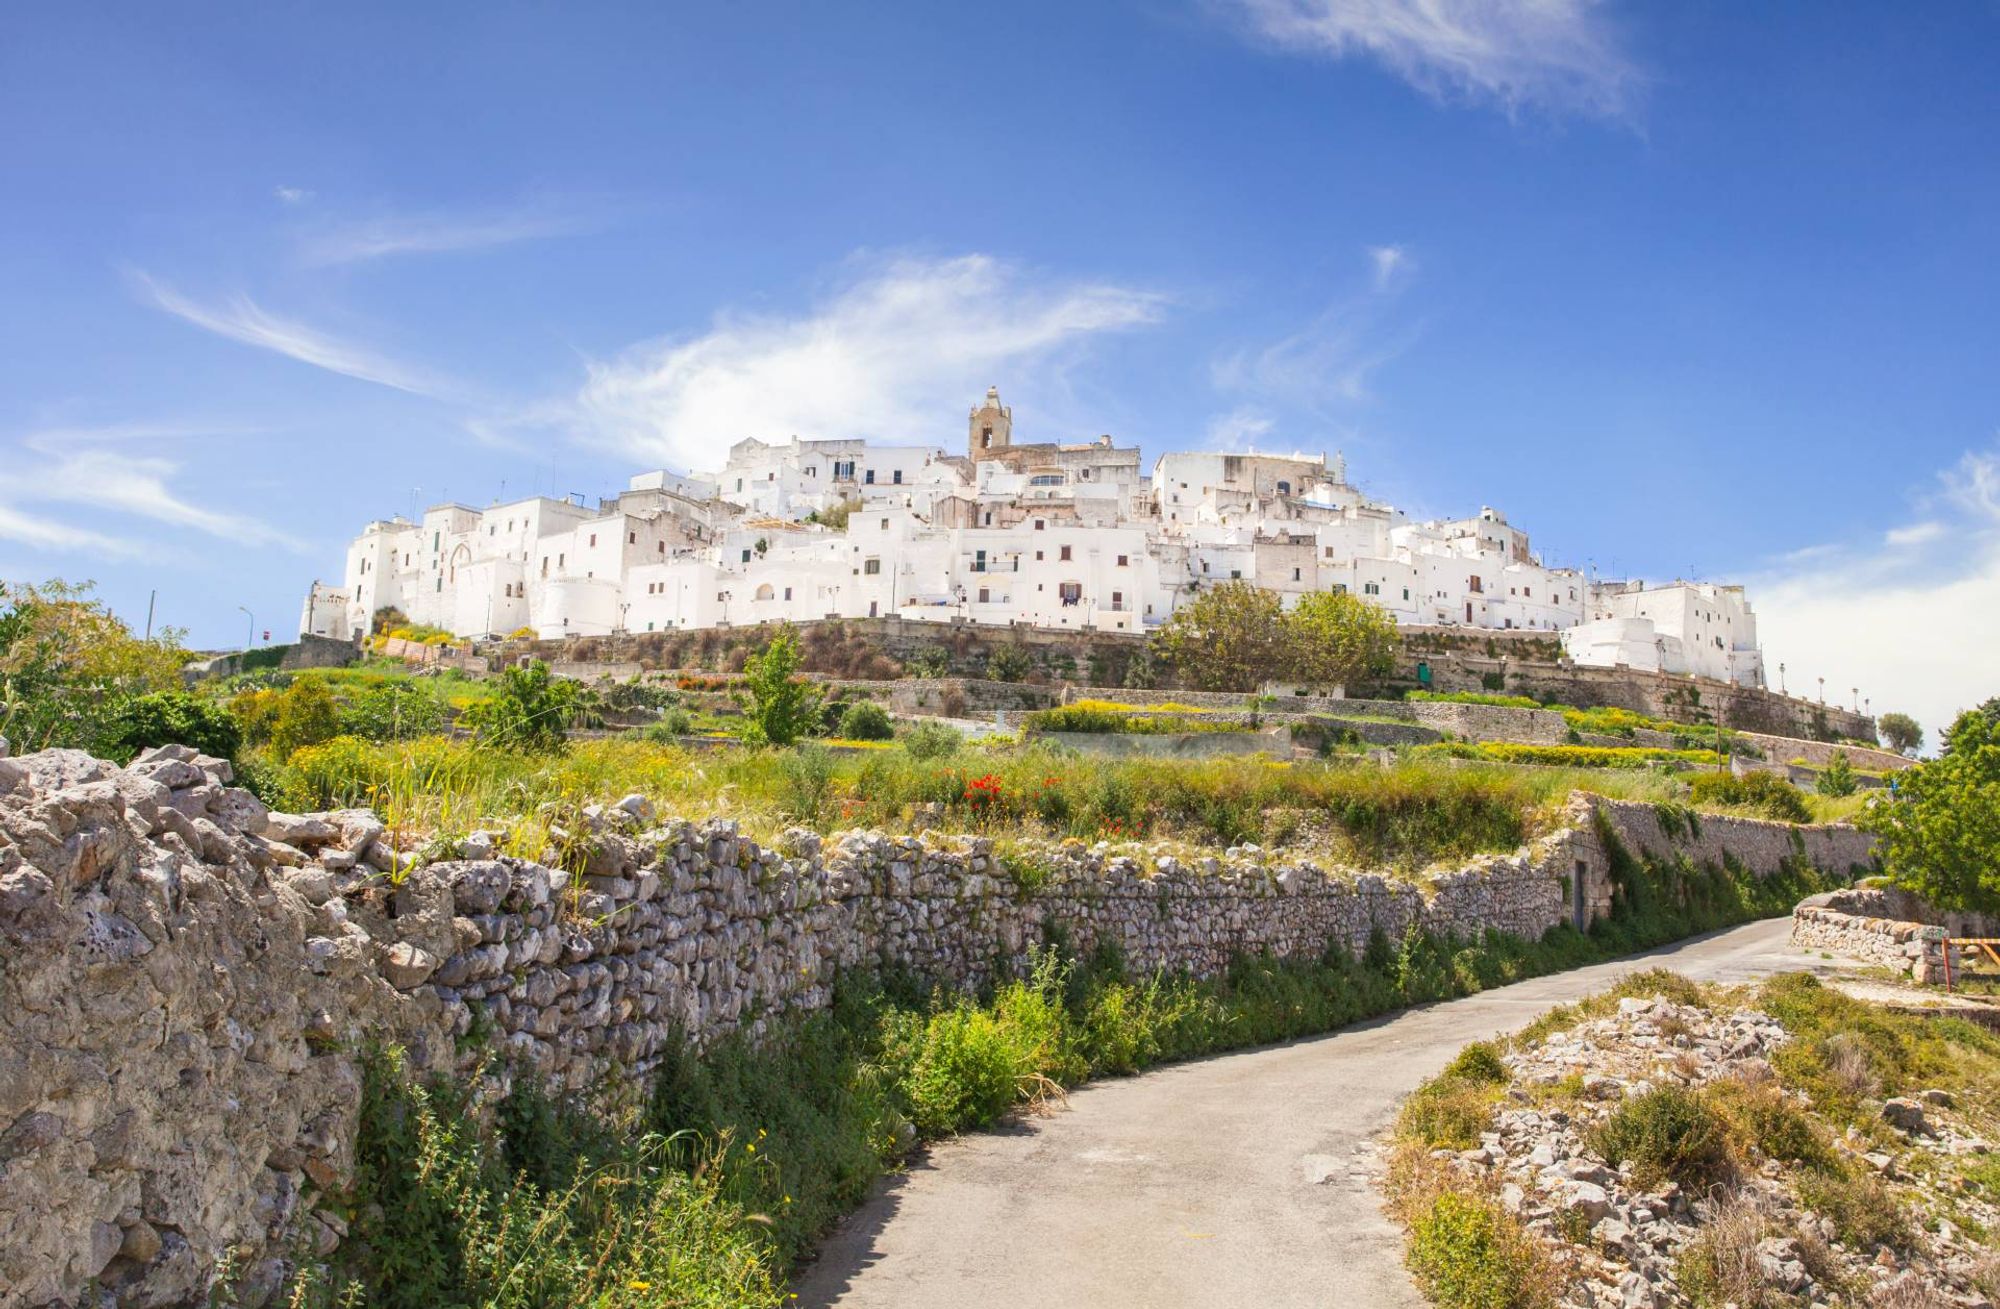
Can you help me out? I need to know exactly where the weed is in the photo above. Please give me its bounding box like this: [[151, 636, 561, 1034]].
[[1587, 1086, 1734, 1193]]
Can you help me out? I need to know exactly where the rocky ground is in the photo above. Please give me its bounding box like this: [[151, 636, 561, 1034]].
[[1406, 989, 2000, 1308]]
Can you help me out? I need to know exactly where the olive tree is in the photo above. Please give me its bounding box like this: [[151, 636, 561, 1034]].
[[1876, 711, 1922, 756], [1153, 581, 1288, 693], [1862, 705, 2000, 913], [1286, 589, 1399, 693]]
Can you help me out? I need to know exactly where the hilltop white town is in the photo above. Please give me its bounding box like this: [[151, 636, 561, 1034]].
[[301, 386, 1765, 689]]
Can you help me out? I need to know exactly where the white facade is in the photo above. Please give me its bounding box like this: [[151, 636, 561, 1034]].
[[306, 389, 1768, 687]]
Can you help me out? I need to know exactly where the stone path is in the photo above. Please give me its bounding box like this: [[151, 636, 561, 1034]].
[[793, 917, 1848, 1309]]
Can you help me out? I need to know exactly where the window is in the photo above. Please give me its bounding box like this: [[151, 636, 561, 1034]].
[[978, 587, 990, 603], [1034, 519, 1045, 530], [1468, 576, 1483, 594], [1117, 554, 1128, 566], [974, 549, 987, 572], [628, 532, 636, 544], [1364, 582, 1379, 596], [881, 518, 889, 531], [892, 469, 903, 484], [1292, 567, 1301, 581], [863, 558, 881, 575], [740, 549, 752, 563], [1229, 569, 1241, 580], [981, 426, 993, 448], [834, 460, 855, 480], [1059, 545, 1072, 561], [658, 541, 666, 554], [864, 469, 876, 484], [1277, 480, 1291, 495], [735, 479, 743, 492], [784, 586, 793, 601], [1035, 550, 1044, 561], [432, 531, 440, 550], [541, 557, 548, 577], [1324, 546, 1334, 558], [1111, 590, 1123, 610], [1059, 582, 1082, 606], [806, 466, 816, 477], [983, 512, 993, 526], [1402, 587, 1410, 601], [590, 534, 597, 547], [488, 526, 495, 536], [558, 553, 565, 567]]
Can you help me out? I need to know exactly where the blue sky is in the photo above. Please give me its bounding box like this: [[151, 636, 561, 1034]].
[[3, 2, 1996, 736]]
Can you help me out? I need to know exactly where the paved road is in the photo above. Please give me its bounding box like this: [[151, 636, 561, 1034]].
[[793, 917, 1842, 1309]]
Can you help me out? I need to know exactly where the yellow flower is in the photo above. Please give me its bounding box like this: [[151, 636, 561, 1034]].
[[628, 1281, 651, 1291]]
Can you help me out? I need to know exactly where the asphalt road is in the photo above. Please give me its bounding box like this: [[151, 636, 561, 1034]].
[[793, 916, 1841, 1309]]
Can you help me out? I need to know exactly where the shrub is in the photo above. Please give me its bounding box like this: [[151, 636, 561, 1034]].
[[779, 744, 836, 822], [1816, 750, 1858, 797], [837, 702, 895, 741], [269, 678, 342, 760], [884, 1006, 1034, 1136], [97, 690, 240, 763], [1794, 1166, 1912, 1251], [1441, 1040, 1510, 1085], [339, 681, 452, 743], [1400, 1077, 1503, 1151], [904, 647, 952, 679], [462, 660, 581, 753], [1705, 1076, 1836, 1170], [1676, 1193, 1776, 1309], [900, 721, 963, 760], [1687, 770, 1813, 823], [1587, 1086, 1733, 1192], [1405, 1190, 1557, 1309], [985, 644, 1033, 683]]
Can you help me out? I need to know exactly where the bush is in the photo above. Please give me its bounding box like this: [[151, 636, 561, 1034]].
[[837, 701, 894, 741], [1687, 770, 1813, 823], [1706, 1076, 1836, 1170], [779, 744, 835, 822], [884, 1005, 1033, 1136], [901, 721, 963, 760], [738, 627, 824, 747], [1406, 1190, 1557, 1309], [269, 679, 342, 760], [1816, 750, 1858, 797], [339, 681, 452, 742], [462, 660, 581, 753], [904, 647, 952, 679], [1441, 1040, 1510, 1085], [1794, 1166, 1912, 1251], [1588, 1086, 1733, 1192], [985, 644, 1033, 683], [1400, 1077, 1503, 1150], [97, 690, 240, 763]]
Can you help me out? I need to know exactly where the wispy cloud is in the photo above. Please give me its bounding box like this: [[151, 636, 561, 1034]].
[[131, 271, 456, 398], [300, 199, 601, 266], [0, 502, 138, 557], [1211, 244, 1419, 415], [1752, 444, 2000, 751], [1369, 243, 1411, 289], [275, 185, 314, 206], [0, 426, 307, 555], [1219, 0, 1641, 118], [1206, 405, 1278, 450], [573, 253, 1165, 469]]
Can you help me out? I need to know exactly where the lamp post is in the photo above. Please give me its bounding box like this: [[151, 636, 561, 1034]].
[[237, 605, 254, 652], [1778, 662, 1786, 694], [1817, 676, 1824, 704]]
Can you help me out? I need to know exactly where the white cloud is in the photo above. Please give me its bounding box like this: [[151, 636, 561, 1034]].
[[299, 200, 599, 265], [275, 185, 314, 206], [132, 271, 455, 398], [1885, 520, 1945, 548], [0, 502, 137, 557], [1221, 0, 1640, 117], [1752, 446, 2000, 751], [1369, 243, 1411, 289], [1205, 406, 1277, 449], [573, 254, 1164, 468]]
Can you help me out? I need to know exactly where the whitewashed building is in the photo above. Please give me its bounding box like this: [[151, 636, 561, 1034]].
[[301, 388, 1769, 686]]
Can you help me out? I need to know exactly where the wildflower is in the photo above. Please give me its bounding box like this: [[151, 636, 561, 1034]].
[[629, 1281, 651, 1291]]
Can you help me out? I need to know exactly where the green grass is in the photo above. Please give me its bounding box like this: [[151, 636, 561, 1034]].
[[1416, 741, 1722, 769]]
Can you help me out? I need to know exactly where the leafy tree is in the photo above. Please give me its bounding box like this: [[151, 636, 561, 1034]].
[[903, 647, 952, 679], [1154, 581, 1288, 693], [99, 690, 241, 763], [1286, 590, 1399, 693], [737, 627, 824, 747], [901, 720, 962, 760], [1122, 646, 1156, 690], [0, 579, 189, 753], [463, 660, 582, 753], [984, 643, 1033, 683], [1814, 749, 1857, 797], [1862, 706, 2000, 913], [340, 681, 452, 742], [837, 701, 894, 740], [269, 679, 343, 759], [1876, 712, 1922, 757]]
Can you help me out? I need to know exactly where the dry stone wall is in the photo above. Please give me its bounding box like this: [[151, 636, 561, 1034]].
[[0, 742, 1872, 1308], [1790, 886, 1997, 985]]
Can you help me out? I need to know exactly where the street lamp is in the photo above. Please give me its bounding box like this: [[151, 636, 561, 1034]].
[[1778, 662, 1786, 694], [237, 605, 254, 652], [1817, 676, 1824, 704]]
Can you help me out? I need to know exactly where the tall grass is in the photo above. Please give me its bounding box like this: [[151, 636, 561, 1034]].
[[265, 734, 1689, 869]]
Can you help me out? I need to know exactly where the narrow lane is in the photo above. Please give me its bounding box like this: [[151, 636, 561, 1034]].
[[794, 917, 1839, 1309]]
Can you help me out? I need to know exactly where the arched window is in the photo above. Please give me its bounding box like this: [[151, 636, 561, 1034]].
[[755, 583, 775, 601]]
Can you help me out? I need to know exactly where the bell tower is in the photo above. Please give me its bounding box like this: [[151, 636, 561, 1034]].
[[969, 386, 1012, 459]]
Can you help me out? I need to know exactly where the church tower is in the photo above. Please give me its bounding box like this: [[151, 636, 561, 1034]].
[[969, 386, 1012, 459]]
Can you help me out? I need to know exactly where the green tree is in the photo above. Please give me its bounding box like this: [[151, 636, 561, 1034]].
[[1876, 711, 1922, 757], [1815, 749, 1857, 797], [738, 627, 824, 747], [1154, 581, 1288, 693], [99, 690, 241, 763], [0, 579, 190, 752], [1862, 706, 2000, 913], [463, 660, 582, 753], [1285, 590, 1399, 693], [269, 679, 343, 759]]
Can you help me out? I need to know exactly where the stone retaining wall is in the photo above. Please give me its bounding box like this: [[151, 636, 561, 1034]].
[[1790, 886, 1996, 985], [0, 743, 1873, 1308]]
